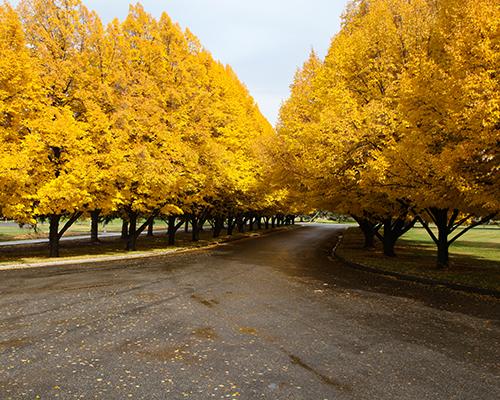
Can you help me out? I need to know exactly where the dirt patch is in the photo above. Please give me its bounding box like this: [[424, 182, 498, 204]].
[[0, 337, 31, 351], [192, 327, 217, 340], [239, 327, 258, 336]]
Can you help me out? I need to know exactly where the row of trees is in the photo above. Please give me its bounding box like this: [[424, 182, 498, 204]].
[[0, 0, 293, 256], [277, 0, 499, 267]]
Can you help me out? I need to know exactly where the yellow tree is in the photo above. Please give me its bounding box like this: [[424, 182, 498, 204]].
[[279, 0, 499, 265], [17, 0, 104, 256], [276, 51, 325, 215], [108, 5, 194, 251], [74, 9, 122, 242], [0, 3, 43, 223], [376, 0, 500, 266]]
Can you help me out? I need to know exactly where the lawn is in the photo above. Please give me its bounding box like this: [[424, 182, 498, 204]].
[[0, 219, 168, 242], [337, 225, 500, 292]]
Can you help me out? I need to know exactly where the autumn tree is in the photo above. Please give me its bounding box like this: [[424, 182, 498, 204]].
[[278, 0, 499, 266], [0, 2, 43, 224]]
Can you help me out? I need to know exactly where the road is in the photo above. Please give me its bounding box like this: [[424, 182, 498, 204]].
[[0, 224, 499, 399]]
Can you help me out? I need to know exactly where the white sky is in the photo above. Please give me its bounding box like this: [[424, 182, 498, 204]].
[[11, 0, 349, 124]]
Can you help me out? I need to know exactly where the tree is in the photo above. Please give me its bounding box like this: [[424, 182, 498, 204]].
[[371, 0, 499, 266], [106, 4, 193, 251], [278, 0, 499, 267], [0, 3, 43, 224]]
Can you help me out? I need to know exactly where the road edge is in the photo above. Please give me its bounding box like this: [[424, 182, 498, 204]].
[[0, 226, 302, 272]]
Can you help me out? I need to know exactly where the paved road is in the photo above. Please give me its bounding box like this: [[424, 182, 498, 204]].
[[0, 225, 499, 399]]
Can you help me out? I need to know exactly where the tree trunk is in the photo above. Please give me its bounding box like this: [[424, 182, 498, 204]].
[[256, 216, 262, 230], [147, 220, 154, 237], [271, 217, 276, 228], [237, 215, 245, 233], [434, 208, 450, 269], [352, 216, 377, 249], [264, 217, 270, 229], [168, 216, 177, 245], [199, 218, 206, 232], [185, 220, 189, 233], [49, 214, 61, 258], [191, 217, 200, 242], [126, 212, 138, 251], [249, 216, 254, 231], [90, 210, 100, 242], [121, 220, 129, 239], [227, 216, 235, 236], [383, 218, 396, 257], [213, 216, 224, 238]]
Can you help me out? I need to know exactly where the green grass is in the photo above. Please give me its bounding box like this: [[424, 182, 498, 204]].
[[0, 219, 166, 241], [401, 225, 500, 262], [337, 225, 500, 292], [309, 219, 358, 225]]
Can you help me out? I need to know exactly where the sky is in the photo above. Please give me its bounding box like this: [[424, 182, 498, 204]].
[[12, 0, 349, 125]]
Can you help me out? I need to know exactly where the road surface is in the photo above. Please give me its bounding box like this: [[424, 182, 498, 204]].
[[0, 224, 499, 399]]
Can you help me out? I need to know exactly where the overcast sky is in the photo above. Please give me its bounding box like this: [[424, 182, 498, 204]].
[[13, 0, 349, 124]]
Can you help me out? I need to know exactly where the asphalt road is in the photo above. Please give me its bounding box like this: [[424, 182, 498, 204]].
[[1, 224, 499, 399]]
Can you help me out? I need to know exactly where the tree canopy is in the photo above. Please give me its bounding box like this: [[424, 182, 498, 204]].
[[277, 0, 499, 266]]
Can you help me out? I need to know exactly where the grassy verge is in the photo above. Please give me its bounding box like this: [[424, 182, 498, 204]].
[[0, 220, 126, 241], [0, 226, 295, 266], [336, 226, 500, 292]]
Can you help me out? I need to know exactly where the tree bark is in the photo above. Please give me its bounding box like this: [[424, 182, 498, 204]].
[[147, 220, 154, 237], [49, 214, 61, 258], [382, 218, 397, 257], [121, 219, 129, 239], [168, 216, 177, 245], [213, 216, 224, 238], [227, 216, 235, 236], [237, 214, 245, 233], [90, 210, 100, 242], [352, 215, 378, 249], [433, 208, 450, 269], [126, 212, 138, 251], [48, 212, 82, 257], [191, 217, 200, 242]]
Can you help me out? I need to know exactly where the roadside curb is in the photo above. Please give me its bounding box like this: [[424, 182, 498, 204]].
[[0, 226, 300, 272], [332, 235, 500, 299]]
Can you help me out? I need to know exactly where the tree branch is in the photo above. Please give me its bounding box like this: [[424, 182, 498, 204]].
[[417, 216, 438, 245], [449, 214, 497, 246], [58, 212, 83, 240]]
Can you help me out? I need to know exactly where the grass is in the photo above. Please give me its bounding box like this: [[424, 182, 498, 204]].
[[337, 225, 500, 292], [0, 219, 125, 241], [0, 226, 293, 266], [307, 219, 358, 225]]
